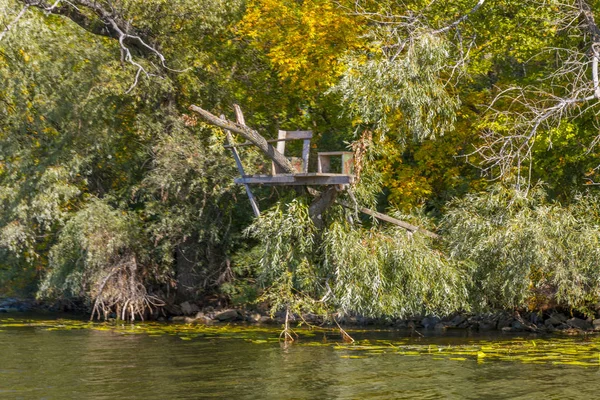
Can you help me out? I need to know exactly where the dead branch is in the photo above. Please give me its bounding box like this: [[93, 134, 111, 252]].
[[21, 0, 183, 92], [473, 0, 600, 180], [0, 3, 30, 42], [432, 0, 486, 35], [189, 105, 295, 174], [306, 187, 439, 238]]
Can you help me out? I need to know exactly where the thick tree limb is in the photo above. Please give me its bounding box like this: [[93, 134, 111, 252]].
[[306, 188, 439, 238], [22, 0, 130, 41], [189, 104, 295, 174], [337, 200, 439, 239]]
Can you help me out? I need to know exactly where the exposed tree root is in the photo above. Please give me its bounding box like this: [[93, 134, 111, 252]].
[[90, 253, 164, 322]]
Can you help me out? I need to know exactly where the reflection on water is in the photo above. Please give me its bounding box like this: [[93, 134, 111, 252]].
[[1, 316, 600, 399]]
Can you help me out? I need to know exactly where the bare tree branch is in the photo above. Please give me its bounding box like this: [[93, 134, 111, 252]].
[[188, 105, 295, 174], [432, 0, 485, 35], [473, 0, 600, 181], [0, 3, 30, 42], [19, 0, 185, 92]]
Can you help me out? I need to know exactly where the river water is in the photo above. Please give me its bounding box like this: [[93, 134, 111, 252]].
[[1, 315, 600, 399]]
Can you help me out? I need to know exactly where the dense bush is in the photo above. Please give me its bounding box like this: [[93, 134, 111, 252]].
[[442, 184, 600, 315], [39, 199, 162, 320], [244, 199, 470, 319]]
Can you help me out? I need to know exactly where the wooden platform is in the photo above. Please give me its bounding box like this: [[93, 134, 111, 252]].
[[235, 173, 355, 186]]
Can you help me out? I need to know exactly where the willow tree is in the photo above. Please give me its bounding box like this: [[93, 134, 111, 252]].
[[442, 183, 600, 315]]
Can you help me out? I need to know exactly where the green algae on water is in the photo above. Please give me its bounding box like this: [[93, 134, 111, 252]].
[[2, 317, 600, 368]]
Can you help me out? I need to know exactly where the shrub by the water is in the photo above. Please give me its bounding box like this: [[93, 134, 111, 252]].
[[244, 199, 470, 319], [442, 184, 600, 315]]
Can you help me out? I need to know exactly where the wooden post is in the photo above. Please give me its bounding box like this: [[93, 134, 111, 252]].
[[302, 138, 310, 173], [317, 154, 330, 173], [222, 110, 260, 217], [272, 130, 287, 175]]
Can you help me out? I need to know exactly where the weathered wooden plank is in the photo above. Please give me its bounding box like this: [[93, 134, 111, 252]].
[[227, 133, 261, 217], [272, 130, 288, 175], [233, 104, 245, 125], [283, 130, 313, 140], [235, 173, 355, 186], [223, 137, 310, 148], [317, 151, 353, 156], [295, 175, 354, 185], [293, 173, 351, 177], [276, 130, 287, 154], [235, 175, 296, 184]]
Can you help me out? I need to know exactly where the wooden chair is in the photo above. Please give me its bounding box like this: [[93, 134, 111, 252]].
[[317, 151, 354, 174], [271, 130, 313, 175]]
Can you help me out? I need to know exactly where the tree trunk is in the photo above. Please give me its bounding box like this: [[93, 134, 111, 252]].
[[175, 239, 200, 301], [308, 185, 342, 228]]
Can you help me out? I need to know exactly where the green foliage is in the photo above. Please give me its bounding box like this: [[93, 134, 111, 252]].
[[323, 219, 469, 318], [244, 199, 325, 316], [39, 198, 145, 299], [245, 199, 469, 318], [3, 0, 600, 321], [333, 31, 459, 141], [442, 184, 600, 314]]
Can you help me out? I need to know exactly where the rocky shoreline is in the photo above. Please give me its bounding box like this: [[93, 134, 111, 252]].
[[3, 297, 600, 334], [0, 298, 37, 313], [167, 300, 600, 335]]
